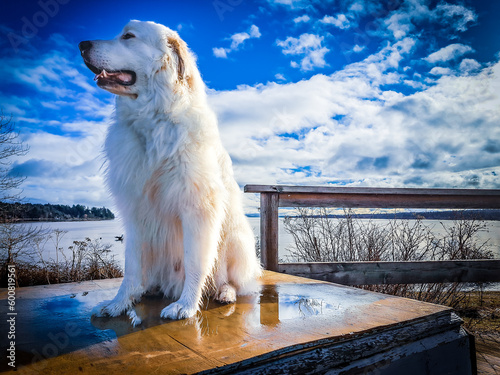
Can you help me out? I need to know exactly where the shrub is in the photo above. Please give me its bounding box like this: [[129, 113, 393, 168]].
[[283, 208, 493, 309], [0, 227, 123, 287]]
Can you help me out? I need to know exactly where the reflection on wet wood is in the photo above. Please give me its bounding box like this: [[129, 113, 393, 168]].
[[259, 285, 279, 327], [0, 271, 474, 374]]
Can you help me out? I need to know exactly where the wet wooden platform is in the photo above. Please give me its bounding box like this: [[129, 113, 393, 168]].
[[477, 337, 500, 374], [0, 271, 474, 374]]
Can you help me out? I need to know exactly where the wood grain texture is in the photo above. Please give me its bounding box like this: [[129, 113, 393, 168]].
[[245, 185, 500, 196], [260, 193, 279, 271], [245, 185, 500, 209], [279, 192, 500, 209], [279, 260, 500, 285], [2, 271, 474, 375]]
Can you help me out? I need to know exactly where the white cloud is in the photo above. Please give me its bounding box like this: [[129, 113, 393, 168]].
[[349, 2, 364, 13], [353, 45, 365, 53], [384, 1, 476, 40], [249, 25, 261, 38], [320, 14, 351, 29], [212, 47, 228, 59], [209, 45, 500, 212], [339, 37, 416, 85], [384, 4, 424, 40], [0, 33, 117, 207], [294, 15, 310, 23], [434, 3, 477, 32], [277, 33, 329, 71], [213, 25, 261, 58], [267, 0, 308, 9], [277, 33, 323, 54], [460, 58, 481, 74], [5, 8, 499, 215], [425, 44, 474, 63], [429, 67, 454, 76], [13, 124, 111, 207]]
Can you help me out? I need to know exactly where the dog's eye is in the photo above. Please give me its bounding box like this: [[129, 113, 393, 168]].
[[122, 33, 135, 40]]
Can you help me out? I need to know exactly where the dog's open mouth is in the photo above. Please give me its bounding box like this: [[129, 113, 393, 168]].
[[84, 61, 136, 87]]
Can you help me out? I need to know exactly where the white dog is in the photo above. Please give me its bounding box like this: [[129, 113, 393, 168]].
[[79, 20, 261, 325]]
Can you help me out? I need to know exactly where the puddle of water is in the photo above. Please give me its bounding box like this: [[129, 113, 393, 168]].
[[0, 280, 387, 371]]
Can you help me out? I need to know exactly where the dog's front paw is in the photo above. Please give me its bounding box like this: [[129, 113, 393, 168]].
[[160, 301, 198, 320], [91, 298, 131, 318], [92, 299, 142, 326], [127, 309, 142, 327]]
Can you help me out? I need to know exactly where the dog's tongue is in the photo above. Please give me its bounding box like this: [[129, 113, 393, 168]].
[[94, 69, 134, 85]]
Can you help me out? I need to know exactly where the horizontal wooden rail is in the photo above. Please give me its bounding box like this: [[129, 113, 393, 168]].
[[245, 185, 500, 209], [279, 260, 500, 285], [244, 185, 500, 283]]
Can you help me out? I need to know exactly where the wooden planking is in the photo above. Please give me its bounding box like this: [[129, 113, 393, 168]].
[[2, 271, 474, 375], [245, 185, 500, 274], [279, 192, 500, 209], [205, 311, 470, 375], [260, 193, 279, 271], [476, 339, 500, 375], [279, 260, 500, 285], [244, 185, 500, 209], [245, 185, 500, 196]]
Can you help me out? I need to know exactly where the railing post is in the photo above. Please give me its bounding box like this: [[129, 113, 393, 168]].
[[260, 192, 279, 271]]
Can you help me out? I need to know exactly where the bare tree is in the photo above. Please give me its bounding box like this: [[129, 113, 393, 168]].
[[0, 112, 123, 286], [0, 111, 36, 286], [0, 111, 28, 206], [0, 216, 50, 286], [284, 208, 493, 308]]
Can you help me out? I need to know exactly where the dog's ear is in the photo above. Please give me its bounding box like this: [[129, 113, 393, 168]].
[[156, 32, 196, 95], [167, 36, 188, 84]]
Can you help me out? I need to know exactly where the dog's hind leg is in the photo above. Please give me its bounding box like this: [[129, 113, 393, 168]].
[[216, 283, 237, 303], [224, 212, 262, 297], [161, 198, 222, 320], [213, 260, 237, 303]]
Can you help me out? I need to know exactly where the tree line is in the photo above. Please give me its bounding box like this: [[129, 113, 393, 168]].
[[0, 202, 115, 222], [0, 112, 122, 288]]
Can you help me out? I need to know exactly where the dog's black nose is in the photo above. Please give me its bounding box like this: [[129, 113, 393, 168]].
[[79, 40, 92, 53]]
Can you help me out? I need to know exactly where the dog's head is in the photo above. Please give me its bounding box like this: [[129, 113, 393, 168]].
[[79, 20, 196, 102]]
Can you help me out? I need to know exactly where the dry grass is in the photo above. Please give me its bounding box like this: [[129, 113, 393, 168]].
[[283, 208, 498, 336], [1, 227, 123, 287], [457, 291, 500, 336], [4, 257, 123, 287]]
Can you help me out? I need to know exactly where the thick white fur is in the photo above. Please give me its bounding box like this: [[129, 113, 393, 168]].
[[86, 20, 261, 325]]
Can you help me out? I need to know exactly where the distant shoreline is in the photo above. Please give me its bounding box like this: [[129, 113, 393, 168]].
[[248, 209, 500, 221], [5, 218, 116, 224], [0, 202, 115, 222]]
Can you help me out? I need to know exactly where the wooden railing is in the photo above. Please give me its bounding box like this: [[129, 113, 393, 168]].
[[244, 185, 500, 285]]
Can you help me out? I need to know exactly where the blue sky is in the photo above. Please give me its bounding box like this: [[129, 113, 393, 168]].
[[1, 0, 499, 213]]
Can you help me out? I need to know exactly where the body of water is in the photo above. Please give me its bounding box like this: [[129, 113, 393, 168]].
[[21, 219, 127, 267], [19, 217, 500, 268]]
